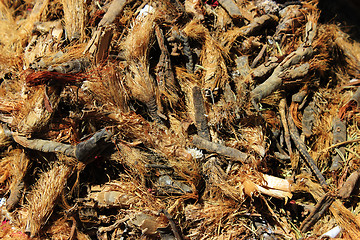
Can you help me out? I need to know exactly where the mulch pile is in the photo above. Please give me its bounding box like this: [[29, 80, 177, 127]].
[[1, 0, 360, 239]]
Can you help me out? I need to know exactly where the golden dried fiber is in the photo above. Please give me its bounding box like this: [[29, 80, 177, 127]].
[[183, 20, 229, 92], [25, 163, 72, 237]]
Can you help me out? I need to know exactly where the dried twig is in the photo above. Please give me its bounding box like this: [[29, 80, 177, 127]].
[[241, 15, 278, 36], [251, 44, 267, 68], [287, 112, 327, 187], [10, 128, 113, 163], [251, 45, 313, 110], [300, 193, 334, 232], [160, 209, 184, 240], [192, 135, 249, 163]]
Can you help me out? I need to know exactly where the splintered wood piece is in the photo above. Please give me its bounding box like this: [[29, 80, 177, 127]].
[[98, 0, 129, 27], [192, 86, 210, 141], [154, 23, 178, 104], [61, 0, 86, 41], [192, 135, 249, 163]]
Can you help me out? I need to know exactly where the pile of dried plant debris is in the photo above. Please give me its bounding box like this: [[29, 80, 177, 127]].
[[1, 0, 360, 239]]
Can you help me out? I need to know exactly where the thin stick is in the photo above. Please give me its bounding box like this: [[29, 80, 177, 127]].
[[318, 138, 360, 155], [300, 193, 334, 232], [161, 209, 184, 240], [251, 44, 267, 68], [287, 112, 327, 187]]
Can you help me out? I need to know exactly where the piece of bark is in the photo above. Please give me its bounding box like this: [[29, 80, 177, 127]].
[[160, 210, 184, 240], [98, 0, 129, 27], [12, 134, 76, 156], [155, 24, 178, 104], [280, 62, 310, 81], [11, 128, 113, 163], [84, 0, 130, 62], [338, 170, 360, 199], [251, 44, 267, 68], [75, 128, 113, 162], [192, 135, 249, 163], [169, 28, 193, 73], [61, 0, 86, 41], [217, 0, 242, 19], [330, 117, 346, 171], [192, 86, 210, 141], [48, 58, 90, 73], [302, 101, 317, 137]]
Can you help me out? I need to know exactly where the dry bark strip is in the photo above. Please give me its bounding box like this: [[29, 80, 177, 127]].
[[338, 170, 360, 199], [155, 24, 177, 94], [192, 86, 210, 141], [192, 135, 249, 163], [169, 28, 193, 73], [84, 0, 131, 63], [217, 0, 243, 19], [287, 112, 327, 187], [330, 117, 346, 171], [302, 101, 316, 137]]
